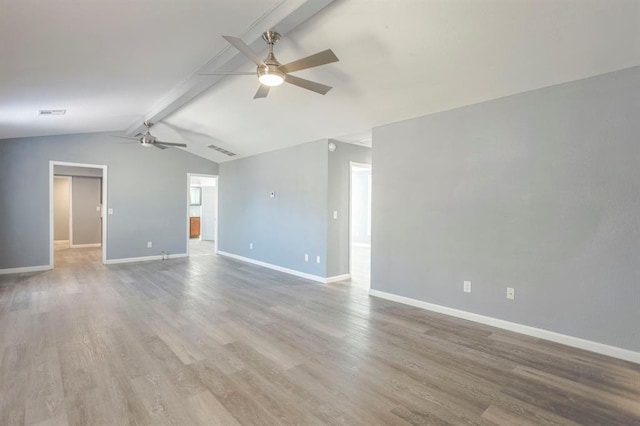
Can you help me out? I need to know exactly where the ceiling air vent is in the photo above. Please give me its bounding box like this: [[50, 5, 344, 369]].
[[38, 109, 66, 116], [208, 144, 236, 156]]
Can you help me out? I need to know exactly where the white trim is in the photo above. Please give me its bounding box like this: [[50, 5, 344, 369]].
[[217, 251, 343, 284], [369, 289, 640, 365], [326, 273, 351, 283], [70, 243, 102, 248], [187, 173, 220, 257], [0, 265, 52, 275], [352, 242, 371, 248], [50, 161, 108, 266], [349, 161, 372, 290], [104, 253, 188, 265]]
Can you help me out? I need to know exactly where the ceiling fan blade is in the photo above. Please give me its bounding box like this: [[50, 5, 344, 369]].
[[284, 74, 332, 95], [279, 49, 339, 73], [111, 135, 139, 141], [222, 35, 265, 67], [198, 72, 256, 76], [156, 141, 187, 148], [254, 85, 270, 99], [152, 144, 168, 150]]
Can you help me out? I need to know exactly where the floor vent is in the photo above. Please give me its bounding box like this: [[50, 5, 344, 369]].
[[208, 144, 236, 156]]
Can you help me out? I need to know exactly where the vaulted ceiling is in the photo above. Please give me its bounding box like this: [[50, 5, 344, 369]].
[[2, 0, 639, 162]]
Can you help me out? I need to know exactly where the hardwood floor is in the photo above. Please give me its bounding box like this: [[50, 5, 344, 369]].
[[1, 247, 638, 425]]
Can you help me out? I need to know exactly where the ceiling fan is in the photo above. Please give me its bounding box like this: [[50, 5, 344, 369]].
[[200, 30, 339, 99], [113, 121, 187, 150]]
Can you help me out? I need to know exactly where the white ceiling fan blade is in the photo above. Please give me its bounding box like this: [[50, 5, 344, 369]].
[[284, 74, 332, 95], [111, 135, 139, 141], [254, 85, 270, 99], [279, 49, 339, 73], [156, 141, 187, 148], [223, 35, 265, 67], [198, 72, 255, 76]]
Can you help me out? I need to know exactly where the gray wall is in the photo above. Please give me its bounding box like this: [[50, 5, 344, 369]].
[[372, 66, 640, 351], [218, 140, 329, 277], [0, 132, 218, 269], [71, 177, 102, 245], [327, 141, 371, 276], [53, 177, 70, 240]]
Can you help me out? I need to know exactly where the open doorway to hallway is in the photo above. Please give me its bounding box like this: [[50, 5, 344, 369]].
[[50, 162, 107, 267], [187, 174, 218, 256], [349, 162, 372, 289]]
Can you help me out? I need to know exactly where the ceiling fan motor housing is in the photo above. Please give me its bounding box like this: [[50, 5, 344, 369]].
[[257, 31, 285, 86]]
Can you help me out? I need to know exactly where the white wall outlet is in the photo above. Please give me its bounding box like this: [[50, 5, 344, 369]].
[[316, 256, 320, 264], [108, 208, 113, 215], [147, 241, 152, 248], [304, 254, 309, 262], [270, 191, 276, 198], [506, 287, 515, 300], [333, 210, 338, 219], [463, 280, 471, 293], [249, 242, 253, 250], [96, 206, 101, 212]]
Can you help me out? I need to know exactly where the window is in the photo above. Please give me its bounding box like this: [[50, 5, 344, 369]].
[[190, 186, 202, 206]]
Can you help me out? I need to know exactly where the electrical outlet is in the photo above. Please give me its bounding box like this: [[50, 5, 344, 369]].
[[304, 254, 309, 262], [463, 280, 471, 293], [506, 287, 515, 300], [147, 241, 152, 248], [108, 208, 113, 215], [316, 256, 320, 264], [249, 242, 253, 250]]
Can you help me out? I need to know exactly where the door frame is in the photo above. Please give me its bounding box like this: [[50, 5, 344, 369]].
[[186, 173, 219, 256], [50, 161, 108, 266], [349, 161, 372, 286]]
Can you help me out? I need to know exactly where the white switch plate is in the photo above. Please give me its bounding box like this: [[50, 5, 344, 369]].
[[108, 208, 113, 215], [316, 256, 320, 264], [333, 210, 338, 219], [249, 242, 253, 250], [147, 241, 152, 248], [506, 287, 515, 300], [96, 206, 101, 212], [463, 281, 471, 293], [304, 254, 309, 262]]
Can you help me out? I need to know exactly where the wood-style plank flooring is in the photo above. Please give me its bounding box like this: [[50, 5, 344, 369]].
[[0, 245, 639, 425]]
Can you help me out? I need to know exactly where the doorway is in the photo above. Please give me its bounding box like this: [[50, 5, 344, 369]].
[[349, 162, 372, 289], [187, 173, 218, 257], [50, 161, 108, 267]]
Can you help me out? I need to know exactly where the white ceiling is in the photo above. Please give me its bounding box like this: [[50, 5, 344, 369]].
[[2, 0, 639, 163]]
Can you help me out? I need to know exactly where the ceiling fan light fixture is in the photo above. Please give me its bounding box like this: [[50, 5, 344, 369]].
[[258, 67, 285, 87]]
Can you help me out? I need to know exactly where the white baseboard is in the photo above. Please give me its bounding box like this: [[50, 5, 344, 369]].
[[0, 265, 53, 275], [369, 289, 640, 365], [217, 251, 347, 284], [70, 243, 102, 248], [105, 253, 187, 265], [326, 273, 351, 283], [54, 239, 69, 243]]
